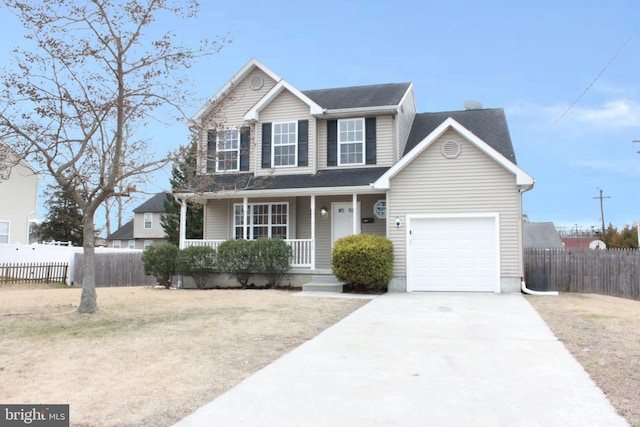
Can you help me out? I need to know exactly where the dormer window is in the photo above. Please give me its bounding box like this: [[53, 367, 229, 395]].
[[272, 122, 297, 167], [338, 118, 365, 165]]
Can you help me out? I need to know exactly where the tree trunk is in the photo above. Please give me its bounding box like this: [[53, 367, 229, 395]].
[[77, 216, 98, 313]]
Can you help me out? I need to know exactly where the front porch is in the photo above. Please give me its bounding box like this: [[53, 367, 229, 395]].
[[178, 192, 389, 271]]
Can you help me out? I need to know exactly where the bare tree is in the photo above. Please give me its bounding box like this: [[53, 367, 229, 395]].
[[0, 0, 230, 313]]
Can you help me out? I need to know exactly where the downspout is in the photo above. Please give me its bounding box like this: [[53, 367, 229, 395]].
[[518, 186, 558, 296], [521, 277, 558, 296]]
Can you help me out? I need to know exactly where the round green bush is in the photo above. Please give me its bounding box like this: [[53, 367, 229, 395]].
[[141, 242, 179, 288], [178, 245, 216, 289], [217, 239, 256, 288], [331, 234, 393, 290], [253, 238, 292, 287]]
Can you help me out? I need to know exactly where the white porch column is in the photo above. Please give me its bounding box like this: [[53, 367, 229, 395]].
[[179, 198, 187, 249], [243, 197, 249, 240], [352, 193, 358, 234], [310, 195, 316, 270]]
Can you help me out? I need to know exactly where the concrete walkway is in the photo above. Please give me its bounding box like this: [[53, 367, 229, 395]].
[[175, 293, 628, 427]]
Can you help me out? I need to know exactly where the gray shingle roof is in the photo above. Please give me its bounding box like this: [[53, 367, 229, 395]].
[[523, 222, 564, 249], [133, 193, 169, 213], [404, 108, 517, 164], [187, 167, 390, 193], [106, 219, 134, 240], [303, 83, 411, 110]]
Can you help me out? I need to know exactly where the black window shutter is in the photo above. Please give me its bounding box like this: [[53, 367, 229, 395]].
[[298, 120, 309, 167], [327, 120, 337, 166], [207, 130, 216, 172], [262, 123, 272, 168], [365, 117, 377, 165], [239, 127, 250, 171]]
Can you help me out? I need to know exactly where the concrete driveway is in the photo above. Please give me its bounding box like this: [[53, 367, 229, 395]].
[[175, 292, 628, 427]]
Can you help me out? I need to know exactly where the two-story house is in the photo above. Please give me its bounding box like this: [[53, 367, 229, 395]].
[[106, 193, 168, 249], [0, 142, 39, 245], [175, 59, 535, 293]]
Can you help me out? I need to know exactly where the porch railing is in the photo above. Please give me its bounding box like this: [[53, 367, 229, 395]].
[[183, 239, 313, 267]]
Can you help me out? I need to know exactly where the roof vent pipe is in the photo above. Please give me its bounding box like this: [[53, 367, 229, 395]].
[[463, 100, 483, 110]]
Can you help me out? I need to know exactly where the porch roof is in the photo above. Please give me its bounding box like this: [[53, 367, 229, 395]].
[[181, 167, 390, 198]]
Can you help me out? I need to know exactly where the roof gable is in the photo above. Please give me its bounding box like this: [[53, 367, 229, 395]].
[[190, 58, 281, 124], [373, 117, 534, 189], [244, 80, 323, 121], [405, 109, 516, 162]]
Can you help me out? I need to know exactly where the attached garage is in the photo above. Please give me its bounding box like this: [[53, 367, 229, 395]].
[[406, 214, 500, 292]]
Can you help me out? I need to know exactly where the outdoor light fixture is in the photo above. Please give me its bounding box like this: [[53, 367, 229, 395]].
[[395, 217, 401, 228], [320, 207, 328, 217]]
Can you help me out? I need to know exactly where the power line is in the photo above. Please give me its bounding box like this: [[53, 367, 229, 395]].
[[543, 25, 640, 134]]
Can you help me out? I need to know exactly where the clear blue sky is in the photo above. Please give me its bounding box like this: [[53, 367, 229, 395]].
[[2, 1, 639, 232]]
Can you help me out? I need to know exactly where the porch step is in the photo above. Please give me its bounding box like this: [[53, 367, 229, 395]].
[[302, 275, 344, 293]]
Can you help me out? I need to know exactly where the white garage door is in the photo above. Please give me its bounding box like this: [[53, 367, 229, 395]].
[[407, 215, 499, 292]]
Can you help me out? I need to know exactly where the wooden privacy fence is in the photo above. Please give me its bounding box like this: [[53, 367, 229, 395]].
[[73, 252, 156, 287], [525, 248, 640, 300], [0, 262, 69, 284]]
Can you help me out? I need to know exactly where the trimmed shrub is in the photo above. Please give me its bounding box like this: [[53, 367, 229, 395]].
[[178, 245, 216, 289], [217, 239, 256, 288], [141, 243, 179, 288], [331, 234, 393, 291], [253, 238, 292, 287]]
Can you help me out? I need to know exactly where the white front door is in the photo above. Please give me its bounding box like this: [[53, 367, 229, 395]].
[[331, 202, 361, 247]]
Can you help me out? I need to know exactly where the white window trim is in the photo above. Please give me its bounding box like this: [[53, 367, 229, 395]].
[[143, 240, 153, 249], [144, 213, 153, 229], [0, 220, 9, 244], [215, 128, 240, 173], [233, 202, 289, 239], [128, 240, 136, 249], [113, 240, 122, 248], [272, 121, 297, 168], [337, 117, 365, 166]]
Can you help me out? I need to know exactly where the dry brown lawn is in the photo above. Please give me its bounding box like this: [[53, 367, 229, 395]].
[[527, 293, 640, 427], [0, 284, 369, 426]]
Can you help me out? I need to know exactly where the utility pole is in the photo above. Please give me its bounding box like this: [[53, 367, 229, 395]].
[[593, 189, 610, 235]]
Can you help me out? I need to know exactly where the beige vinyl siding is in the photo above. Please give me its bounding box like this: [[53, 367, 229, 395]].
[[0, 160, 38, 245], [133, 212, 165, 239], [397, 87, 417, 160], [197, 68, 277, 173], [317, 115, 395, 169], [256, 90, 316, 176], [388, 129, 521, 278]]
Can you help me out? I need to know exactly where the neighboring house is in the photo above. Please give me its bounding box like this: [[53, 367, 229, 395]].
[[561, 237, 607, 250], [106, 193, 168, 249], [175, 59, 535, 292], [523, 222, 564, 249], [0, 142, 39, 245]]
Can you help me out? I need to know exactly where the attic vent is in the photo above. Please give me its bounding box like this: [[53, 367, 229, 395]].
[[249, 75, 264, 90], [442, 141, 461, 159]]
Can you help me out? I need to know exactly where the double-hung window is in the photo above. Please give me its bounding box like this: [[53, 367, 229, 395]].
[[234, 203, 288, 240], [338, 118, 365, 165], [0, 221, 9, 244], [144, 213, 152, 229], [216, 129, 240, 172], [272, 122, 297, 167]]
